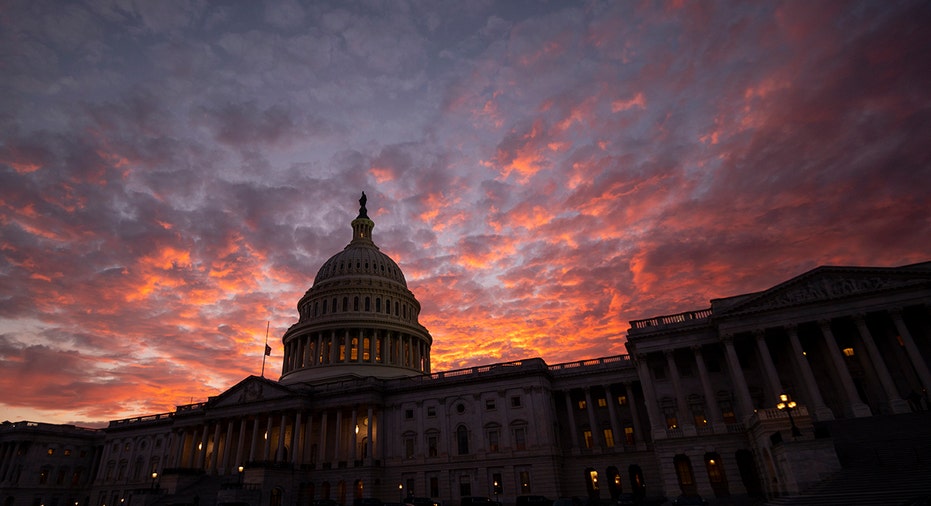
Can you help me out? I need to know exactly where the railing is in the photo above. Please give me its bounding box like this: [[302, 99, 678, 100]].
[[548, 355, 631, 374], [630, 308, 713, 329], [0, 420, 102, 434], [109, 412, 174, 427]]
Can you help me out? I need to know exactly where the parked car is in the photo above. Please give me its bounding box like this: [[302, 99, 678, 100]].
[[671, 495, 706, 506], [461, 497, 500, 506], [516, 496, 552, 506]]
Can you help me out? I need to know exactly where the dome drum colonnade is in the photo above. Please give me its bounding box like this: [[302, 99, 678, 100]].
[[280, 193, 433, 385]]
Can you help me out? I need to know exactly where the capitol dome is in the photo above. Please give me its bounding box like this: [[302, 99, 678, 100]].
[[279, 193, 432, 385]]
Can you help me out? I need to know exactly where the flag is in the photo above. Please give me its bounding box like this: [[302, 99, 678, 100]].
[[265, 344, 271, 356]]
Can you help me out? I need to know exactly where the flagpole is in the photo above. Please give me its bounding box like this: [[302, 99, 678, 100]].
[[261, 321, 270, 377]]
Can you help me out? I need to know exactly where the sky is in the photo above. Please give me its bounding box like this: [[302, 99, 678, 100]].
[[2, 0, 930, 427]]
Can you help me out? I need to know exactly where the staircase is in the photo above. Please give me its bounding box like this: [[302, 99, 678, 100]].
[[764, 411, 931, 505]]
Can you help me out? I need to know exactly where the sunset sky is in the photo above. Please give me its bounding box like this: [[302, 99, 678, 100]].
[[2, 0, 930, 426]]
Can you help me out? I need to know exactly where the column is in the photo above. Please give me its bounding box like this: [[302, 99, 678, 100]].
[[196, 425, 209, 469], [222, 419, 234, 473], [755, 331, 783, 403], [292, 412, 303, 464], [692, 345, 724, 429], [583, 387, 600, 448], [819, 320, 871, 417], [350, 408, 359, 462], [633, 354, 666, 438], [665, 350, 694, 434], [249, 417, 259, 461], [624, 382, 644, 445], [319, 410, 328, 464], [563, 391, 579, 449], [854, 316, 908, 413], [722, 336, 755, 418], [366, 406, 375, 460], [334, 409, 343, 462], [785, 325, 833, 420], [209, 422, 222, 473], [263, 415, 274, 460], [276, 413, 287, 461], [302, 412, 314, 465], [235, 419, 247, 469], [890, 309, 931, 397], [330, 331, 338, 364], [603, 385, 621, 448]]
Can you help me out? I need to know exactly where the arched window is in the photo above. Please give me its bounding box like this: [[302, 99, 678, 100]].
[[343, 297, 349, 312], [365, 297, 371, 311], [376, 298, 381, 313], [385, 298, 391, 314], [606, 466, 622, 499], [584, 467, 600, 499], [674, 454, 695, 494], [354, 297, 360, 311], [395, 301, 399, 316], [322, 299, 327, 314], [457, 425, 469, 455], [628, 465, 646, 497], [332, 298, 337, 313]]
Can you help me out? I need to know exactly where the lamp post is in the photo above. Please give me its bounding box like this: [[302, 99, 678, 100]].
[[150, 471, 158, 489], [776, 393, 802, 439], [238, 465, 244, 486], [493, 480, 499, 505], [398, 484, 403, 503]]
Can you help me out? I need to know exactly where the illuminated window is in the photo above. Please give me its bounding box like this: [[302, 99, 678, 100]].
[[47, 448, 55, 456], [603, 428, 615, 447], [617, 395, 628, 406], [577, 399, 587, 410], [693, 414, 708, 427], [519, 470, 531, 493], [624, 426, 635, 445], [666, 416, 678, 430], [674, 455, 694, 487], [842, 347, 855, 357], [583, 430, 594, 448], [597, 398, 607, 408]]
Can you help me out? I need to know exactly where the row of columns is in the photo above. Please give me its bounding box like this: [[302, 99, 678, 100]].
[[284, 329, 430, 373], [638, 308, 930, 437], [169, 406, 382, 475], [562, 383, 645, 450], [96, 433, 170, 484]]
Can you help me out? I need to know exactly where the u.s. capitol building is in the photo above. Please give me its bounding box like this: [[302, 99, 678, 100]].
[[3, 195, 930, 506]]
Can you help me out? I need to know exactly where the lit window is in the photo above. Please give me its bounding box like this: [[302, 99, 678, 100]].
[[577, 400, 587, 410], [583, 430, 593, 448], [842, 347, 855, 357], [47, 448, 55, 456], [603, 429, 615, 447], [666, 416, 678, 430], [624, 426, 635, 445], [617, 395, 628, 406], [597, 398, 607, 408]]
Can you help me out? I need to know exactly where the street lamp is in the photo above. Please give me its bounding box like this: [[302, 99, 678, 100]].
[[493, 480, 499, 504], [238, 465, 244, 485], [150, 471, 158, 489], [398, 484, 403, 503], [776, 393, 802, 438]]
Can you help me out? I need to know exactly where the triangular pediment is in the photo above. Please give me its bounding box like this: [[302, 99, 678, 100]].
[[715, 262, 931, 315], [208, 375, 296, 408]]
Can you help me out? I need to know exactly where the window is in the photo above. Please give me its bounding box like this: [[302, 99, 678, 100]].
[[486, 399, 496, 410], [666, 415, 679, 430], [405, 409, 414, 420], [705, 453, 726, 484], [492, 473, 503, 494], [514, 426, 527, 450], [583, 430, 593, 449], [487, 429, 500, 452], [430, 476, 439, 497], [603, 428, 615, 447], [322, 299, 328, 314], [624, 426, 635, 445], [405, 437, 415, 459], [456, 403, 466, 414], [674, 454, 694, 487], [617, 395, 628, 406], [597, 398, 607, 408], [459, 475, 471, 497], [519, 470, 531, 493], [376, 298, 381, 312], [511, 395, 522, 408], [457, 426, 469, 455], [577, 399, 587, 410], [343, 297, 349, 312], [63, 449, 71, 456], [427, 435, 438, 457], [365, 297, 371, 311], [427, 406, 436, 417], [843, 347, 855, 357], [47, 448, 55, 456], [39, 468, 50, 484], [354, 297, 360, 311]]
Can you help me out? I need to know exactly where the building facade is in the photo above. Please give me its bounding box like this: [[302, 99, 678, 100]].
[[2, 196, 930, 506]]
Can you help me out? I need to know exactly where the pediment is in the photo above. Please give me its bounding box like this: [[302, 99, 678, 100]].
[[716, 263, 931, 315], [208, 376, 295, 408]]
